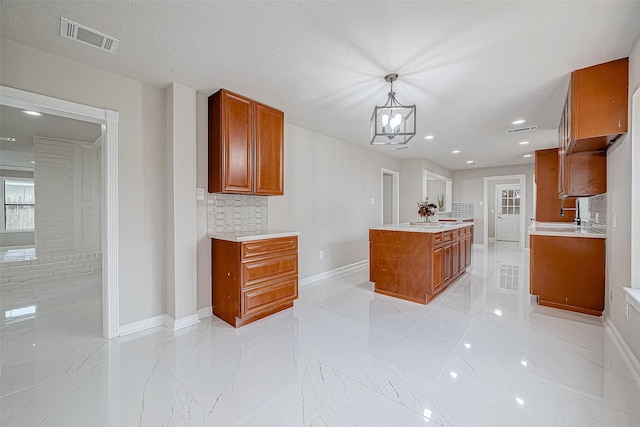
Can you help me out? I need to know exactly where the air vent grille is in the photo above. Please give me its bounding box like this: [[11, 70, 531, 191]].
[[506, 125, 538, 134], [59, 17, 119, 53]]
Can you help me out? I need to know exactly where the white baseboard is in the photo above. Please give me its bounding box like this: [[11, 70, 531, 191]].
[[197, 306, 213, 319], [472, 243, 484, 249], [604, 316, 640, 388], [299, 260, 368, 287], [165, 313, 200, 331], [118, 314, 167, 336]]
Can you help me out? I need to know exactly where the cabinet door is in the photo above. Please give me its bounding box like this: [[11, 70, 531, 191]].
[[536, 149, 574, 222], [209, 90, 254, 193], [432, 246, 443, 292], [443, 244, 452, 283], [254, 102, 284, 195], [452, 241, 460, 277], [465, 235, 472, 268], [566, 152, 606, 196]]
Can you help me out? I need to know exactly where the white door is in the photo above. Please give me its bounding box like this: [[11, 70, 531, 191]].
[[496, 184, 521, 242]]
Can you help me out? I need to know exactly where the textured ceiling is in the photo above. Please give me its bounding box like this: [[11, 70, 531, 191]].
[[1, 1, 639, 171]]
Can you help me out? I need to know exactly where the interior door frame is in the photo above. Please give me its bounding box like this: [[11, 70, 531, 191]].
[[381, 168, 399, 225], [494, 183, 521, 242], [483, 174, 526, 251], [0, 85, 120, 339]]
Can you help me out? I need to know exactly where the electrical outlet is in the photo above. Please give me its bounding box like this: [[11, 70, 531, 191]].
[[625, 301, 629, 321], [613, 213, 617, 228], [610, 289, 613, 302], [370, 197, 375, 205], [595, 213, 599, 223], [319, 251, 324, 260]]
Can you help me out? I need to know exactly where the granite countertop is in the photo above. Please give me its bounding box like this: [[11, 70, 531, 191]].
[[528, 222, 605, 239], [209, 230, 300, 242], [370, 222, 473, 234]]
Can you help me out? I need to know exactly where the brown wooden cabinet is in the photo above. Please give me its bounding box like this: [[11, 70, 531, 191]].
[[530, 235, 605, 316], [212, 236, 298, 327], [568, 57, 628, 153], [535, 148, 575, 222], [369, 225, 472, 304], [209, 89, 284, 195]]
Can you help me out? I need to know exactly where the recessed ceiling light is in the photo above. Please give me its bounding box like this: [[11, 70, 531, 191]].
[[466, 160, 475, 165], [523, 154, 532, 158], [0, 137, 16, 142], [493, 309, 503, 316], [519, 141, 530, 145], [515, 397, 525, 405], [30, 161, 36, 164], [22, 110, 42, 116], [424, 135, 434, 140], [512, 119, 526, 125], [449, 371, 458, 379], [464, 343, 471, 349], [521, 360, 528, 367], [452, 150, 461, 154]]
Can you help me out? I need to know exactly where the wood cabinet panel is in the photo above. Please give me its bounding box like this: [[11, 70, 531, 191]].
[[570, 57, 628, 152], [212, 236, 298, 327], [209, 89, 284, 195], [465, 235, 472, 268], [535, 149, 574, 222], [530, 235, 605, 316], [241, 254, 298, 287], [209, 90, 253, 194], [254, 102, 284, 195], [432, 246, 443, 292], [565, 152, 606, 196], [241, 277, 298, 317], [452, 241, 460, 278]]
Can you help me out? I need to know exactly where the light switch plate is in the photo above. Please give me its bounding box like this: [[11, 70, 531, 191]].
[[196, 188, 205, 201]]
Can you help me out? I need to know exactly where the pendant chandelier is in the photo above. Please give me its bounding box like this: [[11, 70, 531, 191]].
[[370, 73, 416, 145]]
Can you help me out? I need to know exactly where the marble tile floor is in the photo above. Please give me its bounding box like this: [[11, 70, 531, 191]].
[[1, 242, 639, 426]]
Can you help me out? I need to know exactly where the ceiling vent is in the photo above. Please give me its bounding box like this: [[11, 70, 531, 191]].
[[506, 125, 538, 134], [59, 17, 119, 53]]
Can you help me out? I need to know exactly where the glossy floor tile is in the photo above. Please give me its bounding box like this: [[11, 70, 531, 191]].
[[1, 242, 639, 426]]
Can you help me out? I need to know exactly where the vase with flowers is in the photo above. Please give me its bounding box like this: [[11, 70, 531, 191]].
[[417, 199, 439, 222]]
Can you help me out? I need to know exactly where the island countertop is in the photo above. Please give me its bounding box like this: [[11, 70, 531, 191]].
[[209, 230, 300, 242], [370, 222, 473, 234], [528, 222, 605, 239]]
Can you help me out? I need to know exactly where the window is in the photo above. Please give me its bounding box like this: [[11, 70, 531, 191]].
[[2, 178, 35, 231]]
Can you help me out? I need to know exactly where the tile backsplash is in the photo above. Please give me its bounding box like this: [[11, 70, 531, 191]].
[[207, 193, 268, 233], [580, 193, 607, 232]]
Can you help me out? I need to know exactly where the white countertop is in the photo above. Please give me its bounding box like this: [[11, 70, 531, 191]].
[[528, 222, 606, 239], [370, 222, 473, 234], [209, 230, 300, 242], [438, 217, 474, 221]]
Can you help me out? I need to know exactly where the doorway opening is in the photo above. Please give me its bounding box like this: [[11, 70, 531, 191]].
[[483, 174, 526, 251], [0, 86, 119, 339], [381, 168, 399, 225]]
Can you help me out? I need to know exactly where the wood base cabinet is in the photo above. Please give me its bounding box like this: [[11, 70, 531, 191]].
[[212, 236, 298, 327], [530, 235, 605, 316], [369, 225, 473, 305]]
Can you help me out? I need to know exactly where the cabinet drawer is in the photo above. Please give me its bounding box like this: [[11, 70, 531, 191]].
[[241, 236, 298, 259], [433, 232, 443, 246], [241, 254, 298, 287], [241, 276, 298, 317], [443, 231, 452, 242], [452, 229, 460, 239]]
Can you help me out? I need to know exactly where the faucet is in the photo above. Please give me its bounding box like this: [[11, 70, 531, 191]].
[[560, 198, 581, 225]]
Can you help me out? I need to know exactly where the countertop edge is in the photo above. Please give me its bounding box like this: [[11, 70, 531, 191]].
[[370, 222, 473, 234], [209, 230, 300, 242]]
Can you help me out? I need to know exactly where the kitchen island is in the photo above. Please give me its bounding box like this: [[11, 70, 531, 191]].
[[369, 222, 473, 304]]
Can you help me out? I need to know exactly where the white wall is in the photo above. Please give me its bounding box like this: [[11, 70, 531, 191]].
[[0, 39, 168, 325], [267, 124, 400, 279], [196, 93, 211, 312], [452, 164, 534, 247], [606, 37, 640, 362]]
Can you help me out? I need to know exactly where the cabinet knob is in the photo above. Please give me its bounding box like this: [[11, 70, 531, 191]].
[[227, 272, 231, 277]]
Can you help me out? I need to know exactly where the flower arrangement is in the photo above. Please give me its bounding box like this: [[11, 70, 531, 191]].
[[417, 199, 438, 219]]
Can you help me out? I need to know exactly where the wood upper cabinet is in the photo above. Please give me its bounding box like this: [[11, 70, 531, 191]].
[[569, 57, 628, 153], [212, 236, 298, 327], [209, 89, 284, 195], [535, 148, 574, 222]]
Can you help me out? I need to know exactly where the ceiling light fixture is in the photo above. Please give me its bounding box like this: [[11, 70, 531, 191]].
[[452, 150, 460, 154], [370, 73, 416, 145], [512, 119, 526, 125], [523, 154, 532, 158], [466, 160, 475, 165], [0, 137, 17, 142], [22, 110, 42, 116], [519, 141, 530, 145], [424, 135, 434, 140]]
